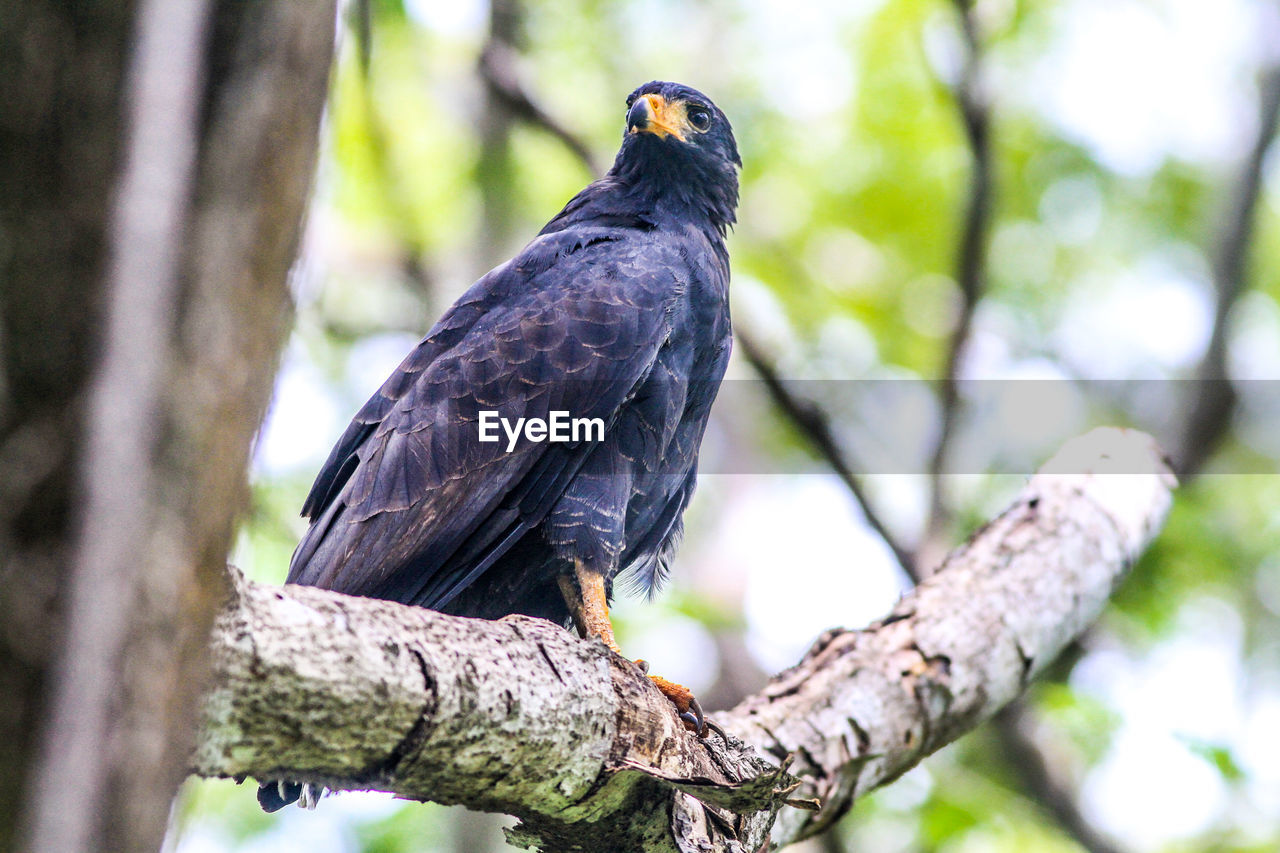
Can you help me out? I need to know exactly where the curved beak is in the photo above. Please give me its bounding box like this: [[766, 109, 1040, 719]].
[[627, 93, 684, 141]]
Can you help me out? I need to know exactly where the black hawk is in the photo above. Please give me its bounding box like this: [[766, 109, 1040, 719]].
[[260, 81, 739, 811]]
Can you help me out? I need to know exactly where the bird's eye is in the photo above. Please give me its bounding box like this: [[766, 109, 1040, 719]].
[[626, 93, 638, 110], [687, 106, 712, 132]]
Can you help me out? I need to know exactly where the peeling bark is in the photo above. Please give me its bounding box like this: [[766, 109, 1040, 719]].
[[193, 428, 1174, 852]]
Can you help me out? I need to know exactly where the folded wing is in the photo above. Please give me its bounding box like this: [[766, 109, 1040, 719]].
[[287, 229, 678, 610]]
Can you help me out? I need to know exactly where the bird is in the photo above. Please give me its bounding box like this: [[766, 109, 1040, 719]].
[[258, 81, 740, 812]]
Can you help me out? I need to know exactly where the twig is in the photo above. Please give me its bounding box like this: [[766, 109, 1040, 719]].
[[474, 0, 523, 261], [993, 702, 1124, 853], [923, 0, 994, 555], [736, 330, 919, 583], [351, 44, 439, 314], [1176, 60, 1280, 478], [352, 0, 372, 76], [477, 41, 604, 177]]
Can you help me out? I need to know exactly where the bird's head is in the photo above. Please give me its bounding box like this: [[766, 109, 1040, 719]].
[[611, 81, 741, 234]]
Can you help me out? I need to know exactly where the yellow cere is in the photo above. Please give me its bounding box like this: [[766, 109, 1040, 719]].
[[633, 93, 690, 142]]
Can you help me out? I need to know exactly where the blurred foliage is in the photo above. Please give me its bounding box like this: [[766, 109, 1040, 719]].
[[173, 0, 1280, 851]]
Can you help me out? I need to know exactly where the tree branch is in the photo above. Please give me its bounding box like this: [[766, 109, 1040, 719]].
[[991, 704, 1125, 853], [477, 40, 604, 178], [923, 0, 995, 561], [1176, 58, 1280, 478], [194, 428, 1173, 852], [735, 330, 920, 582]]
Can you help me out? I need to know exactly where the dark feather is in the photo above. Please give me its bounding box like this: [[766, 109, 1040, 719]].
[[288, 79, 739, 623]]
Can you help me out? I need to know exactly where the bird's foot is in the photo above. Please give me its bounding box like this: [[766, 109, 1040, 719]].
[[642, 668, 708, 737], [559, 567, 717, 738]]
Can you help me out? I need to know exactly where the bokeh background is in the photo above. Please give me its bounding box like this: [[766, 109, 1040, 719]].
[[168, 0, 1280, 850]]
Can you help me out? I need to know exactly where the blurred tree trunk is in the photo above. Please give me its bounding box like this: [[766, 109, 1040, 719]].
[[0, 3, 132, 847], [0, 2, 336, 851], [476, 0, 524, 269]]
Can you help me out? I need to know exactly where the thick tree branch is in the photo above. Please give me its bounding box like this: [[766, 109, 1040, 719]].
[[735, 346, 1124, 853], [194, 428, 1173, 852], [719, 428, 1172, 848]]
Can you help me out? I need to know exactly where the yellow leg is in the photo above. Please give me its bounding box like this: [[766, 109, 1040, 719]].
[[558, 560, 707, 736], [557, 565, 622, 656]]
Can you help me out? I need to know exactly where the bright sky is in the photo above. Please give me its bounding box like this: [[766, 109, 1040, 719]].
[[1031, 0, 1268, 175]]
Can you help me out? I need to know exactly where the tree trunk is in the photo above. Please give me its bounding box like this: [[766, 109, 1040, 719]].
[[2, 2, 336, 851], [0, 3, 134, 845]]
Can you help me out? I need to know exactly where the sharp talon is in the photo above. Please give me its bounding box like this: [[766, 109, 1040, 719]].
[[634, 658, 650, 674], [704, 717, 727, 740], [688, 695, 706, 737], [680, 711, 700, 729]]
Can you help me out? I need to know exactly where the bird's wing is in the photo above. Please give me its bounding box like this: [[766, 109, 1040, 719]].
[[287, 229, 679, 610]]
